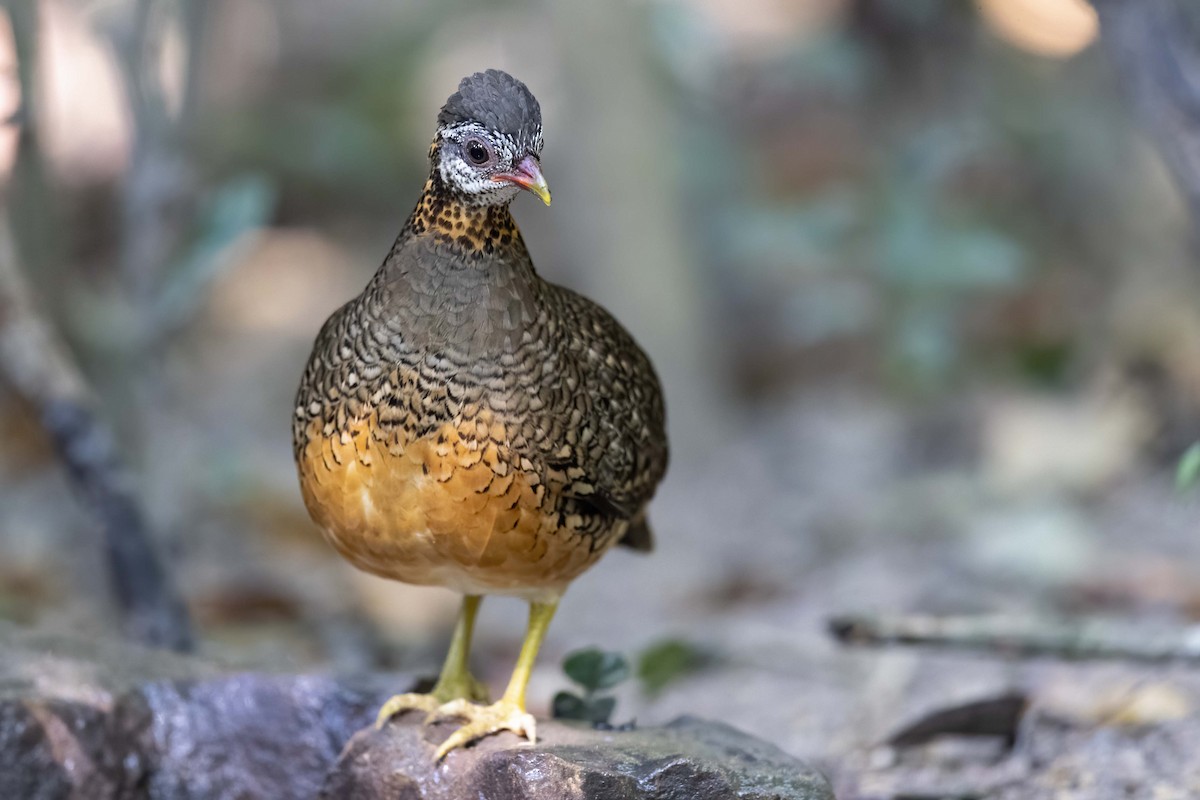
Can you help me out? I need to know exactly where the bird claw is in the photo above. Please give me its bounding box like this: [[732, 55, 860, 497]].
[[376, 669, 492, 730], [425, 697, 476, 725], [431, 699, 537, 761], [375, 693, 443, 728]]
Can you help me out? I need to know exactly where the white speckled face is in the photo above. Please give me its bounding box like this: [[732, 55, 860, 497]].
[[436, 122, 543, 206]]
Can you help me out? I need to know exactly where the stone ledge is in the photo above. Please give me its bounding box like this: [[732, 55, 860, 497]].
[[326, 714, 834, 800], [0, 623, 832, 800]]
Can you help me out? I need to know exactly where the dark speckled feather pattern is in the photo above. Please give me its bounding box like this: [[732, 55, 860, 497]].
[[292, 74, 667, 596]]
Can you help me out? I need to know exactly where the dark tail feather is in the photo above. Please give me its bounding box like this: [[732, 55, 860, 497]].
[[618, 516, 654, 552]]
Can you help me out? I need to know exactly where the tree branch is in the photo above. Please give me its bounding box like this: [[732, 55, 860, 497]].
[[0, 217, 192, 651], [830, 613, 1200, 663]]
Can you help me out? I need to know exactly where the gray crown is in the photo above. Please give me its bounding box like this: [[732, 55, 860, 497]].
[[437, 69, 542, 148]]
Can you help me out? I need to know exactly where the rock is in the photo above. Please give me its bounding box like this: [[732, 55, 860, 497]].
[[122, 673, 399, 800], [0, 621, 210, 800], [0, 622, 408, 800], [323, 714, 834, 800], [0, 699, 124, 800]]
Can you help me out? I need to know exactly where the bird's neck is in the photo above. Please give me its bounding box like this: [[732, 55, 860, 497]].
[[363, 172, 542, 355], [402, 174, 523, 259]]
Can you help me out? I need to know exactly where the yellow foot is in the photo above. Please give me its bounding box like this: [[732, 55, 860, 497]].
[[375, 692, 441, 728], [375, 673, 491, 729], [428, 698, 537, 760]]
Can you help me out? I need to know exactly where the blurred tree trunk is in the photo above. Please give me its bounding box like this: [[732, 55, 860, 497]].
[[0, 0, 193, 651], [103, 0, 220, 536], [548, 0, 720, 459], [0, 216, 193, 651]]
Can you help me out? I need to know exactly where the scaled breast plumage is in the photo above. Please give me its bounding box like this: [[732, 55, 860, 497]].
[[292, 173, 667, 596]]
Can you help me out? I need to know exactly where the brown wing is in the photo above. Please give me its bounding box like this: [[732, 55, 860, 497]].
[[540, 285, 669, 543]]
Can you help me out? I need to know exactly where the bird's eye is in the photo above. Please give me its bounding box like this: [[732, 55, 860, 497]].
[[465, 139, 491, 166]]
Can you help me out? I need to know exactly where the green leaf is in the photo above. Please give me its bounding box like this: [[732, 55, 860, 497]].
[[551, 691, 617, 725], [584, 696, 617, 725], [636, 639, 711, 696], [562, 648, 630, 692], [1176, 443, 1200, 491], [552, 691, 589, 721]]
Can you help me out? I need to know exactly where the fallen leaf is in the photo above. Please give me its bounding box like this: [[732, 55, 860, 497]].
[[887, 692, 1029, 749]]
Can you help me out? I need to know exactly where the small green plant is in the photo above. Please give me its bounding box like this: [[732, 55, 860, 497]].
[[1176, 442, 1200, 492], [552, 647, 630, 725], [636, 638, 711, 696]]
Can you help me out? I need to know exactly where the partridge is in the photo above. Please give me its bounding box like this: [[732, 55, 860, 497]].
[[293, 69, 668, 759]]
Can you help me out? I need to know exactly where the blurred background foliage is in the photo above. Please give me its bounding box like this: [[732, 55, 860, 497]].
[[3, 0, 1200, 764], [8, 0, 1189, 411]]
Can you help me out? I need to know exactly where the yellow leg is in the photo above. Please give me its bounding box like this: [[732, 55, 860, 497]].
[[376, 595, 490, 727], [430, 600, 558, 760]]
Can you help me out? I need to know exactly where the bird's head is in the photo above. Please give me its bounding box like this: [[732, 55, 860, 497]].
[[431, 69, 550, 208]]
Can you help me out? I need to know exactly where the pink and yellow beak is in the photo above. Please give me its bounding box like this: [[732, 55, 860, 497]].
[[494, 154, 551, 206]]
